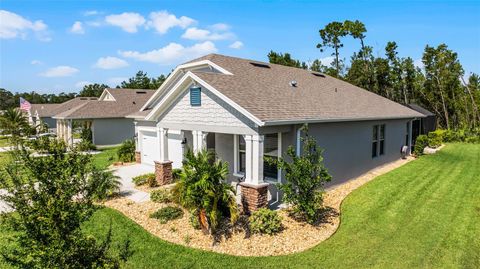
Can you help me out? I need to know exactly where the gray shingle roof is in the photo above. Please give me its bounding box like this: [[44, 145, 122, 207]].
[[53, 89, 154, 119], [30, 103, 62, 117], [188, 54, 424, 123]]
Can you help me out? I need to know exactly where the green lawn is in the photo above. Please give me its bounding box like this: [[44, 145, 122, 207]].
[[92, 146, 120, 169], [0, 137, 10, 148], [1, 143, 479, 268]]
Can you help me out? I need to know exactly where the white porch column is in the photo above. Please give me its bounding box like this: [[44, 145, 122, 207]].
[[67, 119, 73, 146], [244, 134, 264, 185], [251, 134, 264, 185], [56, 120, 60, 139], [157, 127, 169, 162], [192, 130, 207, 153], [133, 121, 139, 151], [408, 120, 413, 155]]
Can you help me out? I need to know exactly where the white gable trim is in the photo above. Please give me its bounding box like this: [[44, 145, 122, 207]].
[[145, 71, 264, 127], [140, 59, 233, 111], [98, 89, 115, 101]]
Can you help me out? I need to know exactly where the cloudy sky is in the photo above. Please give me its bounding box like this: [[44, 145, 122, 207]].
[[1, 0, 479, 93]]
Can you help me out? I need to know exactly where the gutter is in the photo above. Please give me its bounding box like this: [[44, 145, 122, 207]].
[[262, 114, 425, 126]]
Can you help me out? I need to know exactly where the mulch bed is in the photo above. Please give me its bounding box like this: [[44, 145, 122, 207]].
[[104, 157, 414, 256]]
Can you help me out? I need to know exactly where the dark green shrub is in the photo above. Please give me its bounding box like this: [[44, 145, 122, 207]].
[[150, 189, 172, 203], [465, 136, 480, 143], [274, 125, 331, 224], [414, 135, 428, 156], [427, 130, 444, 148], [149, 206, 184, 224], [80, 127, 93, 142], [77, 139, 96, 151], [132, 173, 156, 187], [189, 209, 201, 230], [172, 168, 182, 181], [249, 208, 283, 235], [117, 139, 135, 162]]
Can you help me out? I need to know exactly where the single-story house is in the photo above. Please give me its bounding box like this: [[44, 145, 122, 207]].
[[406, 103, 437, 149], [29, 89, 154, 146], [128, 53, 424, 212]]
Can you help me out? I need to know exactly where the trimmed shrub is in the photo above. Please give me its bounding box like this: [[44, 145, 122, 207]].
[[117, 139, 135, 162], [465, 136, 480, 143], [77, 139, 96, 151], [172, 168, 182, 181], [427, 130, 444, 148], [149, 206, 184, 224], [414, 135, 428, 156], [150, 189, 172, 203], [132, 173, 156, 187], [249, 208, 283, 235]]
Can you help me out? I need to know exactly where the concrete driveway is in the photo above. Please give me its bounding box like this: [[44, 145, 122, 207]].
[[112, 164, 154, 203]]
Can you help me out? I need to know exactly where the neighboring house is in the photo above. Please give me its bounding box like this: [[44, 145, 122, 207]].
[[29, 103, 62, 129], [128, 54, 424, 212], [52, 89, 154, 146]]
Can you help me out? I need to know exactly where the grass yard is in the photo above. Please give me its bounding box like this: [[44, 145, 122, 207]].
[[0, 137, 10, 148], [1, 143, 479, 268], [92, 146, 120, 169]]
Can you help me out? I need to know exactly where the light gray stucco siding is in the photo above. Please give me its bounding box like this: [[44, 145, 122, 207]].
[[307, 119, 409, 187], [41, 117, 56, 129], [92, 118, 135, 146]]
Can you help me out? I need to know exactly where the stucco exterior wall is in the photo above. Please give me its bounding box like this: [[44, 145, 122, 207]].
[[307, 119, 409, 187], [92, 118, 134, 146], [41, 117, 56, 129]]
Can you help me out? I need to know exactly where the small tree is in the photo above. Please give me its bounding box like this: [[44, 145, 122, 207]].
[[0, 139, 128, 268], [172, 149, 238, 234], [0, 108, 32, 145], [275, 125, 331, 223]]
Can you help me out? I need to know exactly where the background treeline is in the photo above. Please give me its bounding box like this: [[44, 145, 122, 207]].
[[268, 20, 480, 130], [0, 71, 166, 110]]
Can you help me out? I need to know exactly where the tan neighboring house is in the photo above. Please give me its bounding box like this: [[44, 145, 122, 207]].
[[128, 53, 424, 213], [30, 89, 154, 146]]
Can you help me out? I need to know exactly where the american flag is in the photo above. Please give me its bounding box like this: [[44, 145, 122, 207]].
[[19, 97, 32, 111]]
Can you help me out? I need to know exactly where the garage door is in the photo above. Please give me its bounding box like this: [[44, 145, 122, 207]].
[[141, 131, 159, 165]]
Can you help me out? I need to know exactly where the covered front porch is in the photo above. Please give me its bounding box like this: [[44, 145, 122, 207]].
[[136, 124, 290, 212]]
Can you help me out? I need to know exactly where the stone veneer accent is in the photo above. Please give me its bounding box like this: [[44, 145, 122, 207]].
[[135, 151, 141, 163], [239, 182, 269, 214], [154, 161, 173, 186]]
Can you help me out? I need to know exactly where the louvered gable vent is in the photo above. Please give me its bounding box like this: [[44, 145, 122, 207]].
[[190, 87, 201, 106]]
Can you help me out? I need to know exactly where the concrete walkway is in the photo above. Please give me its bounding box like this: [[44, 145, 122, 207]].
[[112, 164, 154, 203], [0, 189, 13, 213], [0, 146, 13, 152]]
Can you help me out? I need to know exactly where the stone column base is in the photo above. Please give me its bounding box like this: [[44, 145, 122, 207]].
[[154, 161, 173, 186], [239, 182, 269, 214], [135, 151, 141, 163]]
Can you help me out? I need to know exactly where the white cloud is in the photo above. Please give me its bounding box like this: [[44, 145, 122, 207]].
[[119, 41, 217, 65], [84, 10, 100, 16], [414, 58, 424, 69], [146, 11, 195, 34], [105, 12, 145, 33], [69, 21, 84, 34], [94, 56, 129, 69], [75, 81, 92, 88], [210, 23, 230, 31], [182, 27, 234, 41], [319, 56, 335, 66], [0, 10, 49, 41], [107, 77, 128, 86], [31, 60, 42, 65], [229, 41, 243, 49], [40, 66, 79, 77]]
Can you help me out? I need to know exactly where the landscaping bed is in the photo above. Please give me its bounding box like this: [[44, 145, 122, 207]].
[[104, 156, 413, 256]]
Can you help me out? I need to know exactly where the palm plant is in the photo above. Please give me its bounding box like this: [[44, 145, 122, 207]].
[[0, 108, 32, 143], [172, 149, 238, 234], [87, 168, 122, 201]]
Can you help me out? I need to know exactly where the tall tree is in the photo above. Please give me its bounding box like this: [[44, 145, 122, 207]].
[[268, 51, 307, 69], [119, 71, 166, 89], [79, 83, 110, 97], [421, 44, 464, 129], [317, 21, 349, 78]]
